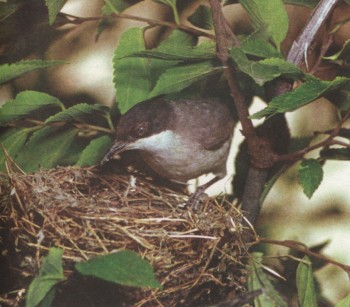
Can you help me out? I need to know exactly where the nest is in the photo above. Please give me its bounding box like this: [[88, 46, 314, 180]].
[[0, 166, 251, 306]]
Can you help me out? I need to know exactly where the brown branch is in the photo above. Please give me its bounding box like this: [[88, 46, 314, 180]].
[[258, 237, 350, 274], [57, 12, 215, 40]]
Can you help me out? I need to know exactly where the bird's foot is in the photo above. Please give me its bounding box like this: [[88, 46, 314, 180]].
[[186, 186, 207, 210]]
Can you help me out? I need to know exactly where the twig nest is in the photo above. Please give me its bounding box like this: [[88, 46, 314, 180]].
[[1, 166, 250, 306]]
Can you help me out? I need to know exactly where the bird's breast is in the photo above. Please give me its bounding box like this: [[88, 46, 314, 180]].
[[129, 130, 231, 182]]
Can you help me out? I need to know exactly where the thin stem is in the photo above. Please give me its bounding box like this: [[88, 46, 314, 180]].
[[258, 237, 350, 273]]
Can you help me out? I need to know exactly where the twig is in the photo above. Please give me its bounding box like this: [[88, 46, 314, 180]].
[[258, 237, 350, 274], [58, 12, 215, 40], [276, 108, 350, 162]]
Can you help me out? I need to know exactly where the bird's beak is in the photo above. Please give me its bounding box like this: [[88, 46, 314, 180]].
[[100, 140, 129, 166]]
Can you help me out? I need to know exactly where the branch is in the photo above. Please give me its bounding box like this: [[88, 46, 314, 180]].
[[287, 0, 341, 66], [258, 237, 350, 274]]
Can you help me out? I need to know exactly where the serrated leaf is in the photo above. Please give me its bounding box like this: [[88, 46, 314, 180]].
[[336, 293, 350, 307], [45, 103, 109, 123], [296, 256, 318, 307], [0, 60, 64, 85], [77, 135, 114, 166], [44, 0, 68, 25], [75, 250, 161, 288], [15, 126, 79, 172], [150, 61, 222, 97], [248, 252, 288, 307], [283, 0, 319, 8], [26, 247, 64, 307], [0, 127, 36, 172], [298, 159, 323, 199], [0, 91, 64, 126], [240, 0, 289, 48], [230, 48, 303, 85], [251, 77, 350, 119], [113, 28, 150, 114], [188, 5, 213, 30]]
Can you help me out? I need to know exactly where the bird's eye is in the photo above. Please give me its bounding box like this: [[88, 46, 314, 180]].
[[135, 123, 148, 137]]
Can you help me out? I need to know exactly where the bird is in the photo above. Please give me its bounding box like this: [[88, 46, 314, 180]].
[[101, 98, 235, 206]]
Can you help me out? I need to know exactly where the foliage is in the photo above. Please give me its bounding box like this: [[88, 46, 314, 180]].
[[26, 248, 160, 307]]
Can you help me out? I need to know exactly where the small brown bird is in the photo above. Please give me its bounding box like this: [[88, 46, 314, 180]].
[[101, 98, 235, 204]]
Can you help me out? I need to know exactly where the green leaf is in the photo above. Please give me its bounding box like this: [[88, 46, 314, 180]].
[[240, 38, 283, 58], [296, 256, 318, 307], [188, 5, 213, 30], [16, 126, 79, 172], [0, 60, 64, 85], [153, 0, 180, 24], [0, 91, 64, 126], [298, 159, 323, 199], [283, 0, 319, 8], [239, 0, 289, 48], [247, 252, 288, 307], [336, 293, 350, 307], [45, 103, 109, 123], [0, 127, 37, 172], [230, 48, 303, 85], [113, 28, 150, 114], [44, 0, 68, 25], [77, 135, 114, 166], [251, 77, 350, 119], [150, 61, 223, 97], [75, 250, 161, 288], [26, 247, 64, 307]]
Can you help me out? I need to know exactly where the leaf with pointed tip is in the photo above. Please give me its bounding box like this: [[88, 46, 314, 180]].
[[247, 252, 288, 307], [0, 60, 64, 85], [113, 28, 150, 114], [240, 0, 288, 47], [298, 159, 323, 199], [15, 126, 79, 172], [296, 256, 318, 307], [44, 0, 68, 25], [150, 61, 223, 97], [0, 91, 64, 125], [45, 103, 109, 123], [230, 48, 303, 85], [77, 135, 114, 166], [251, 77, 350, 119], [75, 250, 161, 288], [26, 247, 64, 307]]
